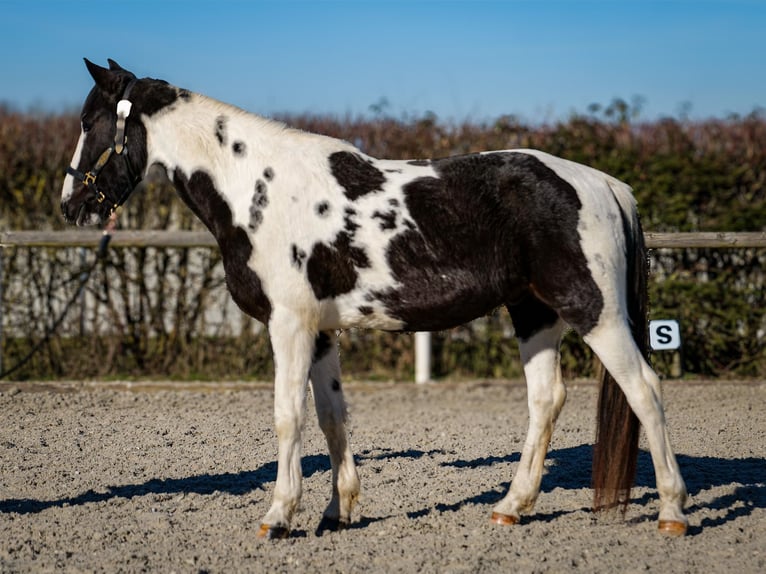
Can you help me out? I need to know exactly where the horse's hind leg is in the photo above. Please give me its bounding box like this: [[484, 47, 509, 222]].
[[492, 301, 567, 524], [310, 331, 361, 533], [584, 321, 687, 534]]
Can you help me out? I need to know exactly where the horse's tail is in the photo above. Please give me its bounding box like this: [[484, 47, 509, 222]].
[[591, 180, 645, 513]]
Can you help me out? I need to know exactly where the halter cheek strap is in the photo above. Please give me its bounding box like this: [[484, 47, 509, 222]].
[[114, 80, 136, 154], [66, 78, 141, 210]]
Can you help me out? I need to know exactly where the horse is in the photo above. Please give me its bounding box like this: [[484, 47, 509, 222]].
[[61, 59, 688, 538]]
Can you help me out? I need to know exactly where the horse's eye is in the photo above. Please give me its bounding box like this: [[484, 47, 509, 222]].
[[82, 121, 92, 133]]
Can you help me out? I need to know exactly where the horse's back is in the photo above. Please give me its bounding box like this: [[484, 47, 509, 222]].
[[339, 149, 633, 333]]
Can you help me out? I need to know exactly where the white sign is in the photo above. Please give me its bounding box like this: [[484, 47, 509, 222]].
[[649, 320, 681, 351]]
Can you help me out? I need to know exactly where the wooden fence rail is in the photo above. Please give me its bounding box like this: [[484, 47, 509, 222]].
[[2, 230, 766, 249], [1, 230, 764, 381]]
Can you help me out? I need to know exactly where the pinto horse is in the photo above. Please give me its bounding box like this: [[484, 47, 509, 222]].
[[61, 59, 688, 538]]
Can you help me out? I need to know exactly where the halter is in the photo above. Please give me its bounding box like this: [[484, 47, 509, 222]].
[[66, 78, 142, 216]]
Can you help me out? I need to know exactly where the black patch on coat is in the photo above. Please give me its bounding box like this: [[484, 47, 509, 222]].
[[307, 243, 357, 300], [306, 232, 370, 300], [507, 293, 560, 342], [316, 201, 331, 217], [232, 141, 246, 156], [329, 151, 386, 201], [138, 81, 182, 115], [172, 168, 271, 324], [388, 198, 400, 207], [291, 244, 307, 270], [331, 378, 341, 391], [374, 152, 604, 336], [313, 332, 332, 362], [358, 305, 373, 316], [109, 77, 179, 117], [263, 167, 275, 181], [372, 209, 397, 231], [407, 159, 430, 166]]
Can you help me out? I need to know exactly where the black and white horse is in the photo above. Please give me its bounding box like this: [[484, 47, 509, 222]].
[[61, 59, 688, 538]]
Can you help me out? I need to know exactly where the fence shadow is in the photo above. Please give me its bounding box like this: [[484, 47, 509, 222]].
[[2, 446, 763, 536]]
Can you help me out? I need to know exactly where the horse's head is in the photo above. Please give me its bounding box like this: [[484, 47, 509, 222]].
[[61, 59, 147, 226]]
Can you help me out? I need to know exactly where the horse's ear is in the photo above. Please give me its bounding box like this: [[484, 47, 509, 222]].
[[107, 59, 126, 72], [85, 58, 135, 99], [84, 58, 124, 97]]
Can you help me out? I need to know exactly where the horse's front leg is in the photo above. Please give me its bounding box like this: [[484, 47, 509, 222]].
[[310, 331, 361, 534], [258, 306, 316, 539]]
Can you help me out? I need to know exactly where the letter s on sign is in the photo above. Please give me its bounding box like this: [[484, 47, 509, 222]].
[[649, 320, 681, 351]]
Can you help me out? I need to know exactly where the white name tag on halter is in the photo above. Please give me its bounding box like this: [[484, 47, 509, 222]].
[[649, 320, 681, 351], [117, 99, 133, 118]]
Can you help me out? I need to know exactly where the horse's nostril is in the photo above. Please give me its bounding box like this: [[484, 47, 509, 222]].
[[61, 201, 78, 223]]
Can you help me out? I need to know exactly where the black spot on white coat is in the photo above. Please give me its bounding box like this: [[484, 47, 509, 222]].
[[316, 201, 331, 217], [329, 151, 386, 201], [248, 209, 263, 231], [248, 180, 268, 231], [291, 244, 307, 270], [306, 232, 370, 300], [372, 209, 397, 231], [253, 180, 268, 207], [215, 116, 227, 146], [343, 207, 360, 234], [232, 141, 246, 156]]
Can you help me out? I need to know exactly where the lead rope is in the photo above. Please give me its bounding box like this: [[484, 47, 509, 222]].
[[0, 216, 118, 380]]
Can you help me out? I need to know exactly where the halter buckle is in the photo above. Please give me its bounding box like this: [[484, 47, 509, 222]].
[[83, 172, 97, 187], [96, 190, 106, 203]]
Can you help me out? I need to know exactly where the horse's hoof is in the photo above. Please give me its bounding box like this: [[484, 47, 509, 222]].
[[316, 516, 349, 536], [490, 511, 519, 526], [257, 523, 290, 539], [658, 520, 687, 536]]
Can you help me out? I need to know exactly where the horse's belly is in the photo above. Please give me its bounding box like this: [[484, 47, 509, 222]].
[[368, 269, 507, 332]]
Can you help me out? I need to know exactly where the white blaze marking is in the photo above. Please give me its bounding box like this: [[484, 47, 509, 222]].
[[61, 128, 86, 203]]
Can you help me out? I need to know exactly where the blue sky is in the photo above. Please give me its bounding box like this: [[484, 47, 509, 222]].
[[2, 0, 764, 122]]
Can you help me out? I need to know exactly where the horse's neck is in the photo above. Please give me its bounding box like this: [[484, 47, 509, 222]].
[[145, 94, 291, 179], [142, 91, 354, 241]]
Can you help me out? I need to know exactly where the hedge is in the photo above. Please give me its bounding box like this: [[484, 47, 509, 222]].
[[1, 99, 764, 380]]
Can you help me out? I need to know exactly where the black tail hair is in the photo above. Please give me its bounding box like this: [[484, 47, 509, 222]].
[[591, 205, 647, 512]]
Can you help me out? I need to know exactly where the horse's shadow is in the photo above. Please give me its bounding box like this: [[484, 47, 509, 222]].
[[2, 446, 763, 536], [435, 446, 766, 534]]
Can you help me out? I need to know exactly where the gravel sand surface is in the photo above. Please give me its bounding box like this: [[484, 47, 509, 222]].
[[1, 379, 764, 573]]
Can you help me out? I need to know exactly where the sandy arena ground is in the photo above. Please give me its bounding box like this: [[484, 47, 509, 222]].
[[0, 379, 764, 573]]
